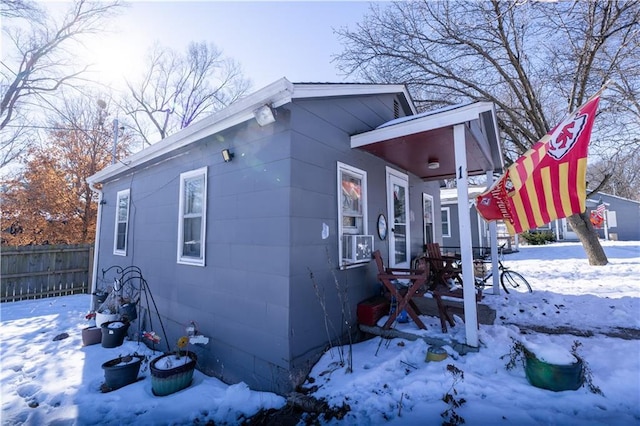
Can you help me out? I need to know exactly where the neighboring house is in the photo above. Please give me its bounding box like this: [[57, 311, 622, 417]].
[[442, 188, 639, 250], [441, 187, 489, 251], [548, 192, 640, 241], [87, 78, 502, 395]]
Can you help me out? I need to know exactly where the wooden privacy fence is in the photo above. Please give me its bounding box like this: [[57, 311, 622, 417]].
[[1, 244, 94, 303]]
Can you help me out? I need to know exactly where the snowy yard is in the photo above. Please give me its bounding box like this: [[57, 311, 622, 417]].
[[1, 241, 639, 425]]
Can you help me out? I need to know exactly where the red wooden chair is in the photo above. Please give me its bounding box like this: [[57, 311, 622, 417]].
[[372, 250, 428, 330]]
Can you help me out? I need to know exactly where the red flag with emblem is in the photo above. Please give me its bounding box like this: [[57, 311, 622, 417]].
[[476, 94, 601, 234]]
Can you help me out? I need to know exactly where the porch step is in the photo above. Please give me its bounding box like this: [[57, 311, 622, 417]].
[[412, 295, 496, 326]]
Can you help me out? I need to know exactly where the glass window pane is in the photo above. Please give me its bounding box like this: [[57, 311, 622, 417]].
[[184, 177, 203, 215], [441, 210, 449, 235], [117, 195, 129, 221], [393, 184, 405, 223], [183, 217, 201, 258], [423, 197, 433, 224], [116, 223, 127, 250], [394, 224, 407, 264], [341, 173, 362, 215]]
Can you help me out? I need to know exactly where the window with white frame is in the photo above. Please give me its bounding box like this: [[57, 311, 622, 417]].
[[177, 167, 207, 266], [113, 189, 130, 256], [337, 162, 371, 267], [423, 193, 435, 245], [441, 207, 451, 238]]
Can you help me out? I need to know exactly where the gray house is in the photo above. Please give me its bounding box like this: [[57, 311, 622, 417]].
[[547, 192, 640, 241], [87, 78, 502, 394]]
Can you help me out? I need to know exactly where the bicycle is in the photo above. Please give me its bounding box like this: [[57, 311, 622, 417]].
[[473, 245, 532, 294]]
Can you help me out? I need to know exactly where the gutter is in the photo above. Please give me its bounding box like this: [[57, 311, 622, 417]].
[[88, 180, 103, 307]]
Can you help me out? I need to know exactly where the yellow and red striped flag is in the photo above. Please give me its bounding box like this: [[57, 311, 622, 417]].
[[476, 94, 601, 234]]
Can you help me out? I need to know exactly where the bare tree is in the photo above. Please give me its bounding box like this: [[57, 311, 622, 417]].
[[0, 0, 43, 19], [122, 41, 251, 146], [0, 0, 122, 168], [335, 0, 640, 265]]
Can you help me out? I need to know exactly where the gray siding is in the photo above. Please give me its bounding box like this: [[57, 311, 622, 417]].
[[95, 91, 441, 394], [98, 116, 296, 392]]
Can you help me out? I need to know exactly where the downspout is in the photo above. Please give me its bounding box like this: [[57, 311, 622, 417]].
[[89, 180, 103, 308]]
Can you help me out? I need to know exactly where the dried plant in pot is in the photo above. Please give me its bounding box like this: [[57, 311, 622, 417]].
[[149, 336, 197, 396], [95, 291, 120, 328], [506, 339, 584, 392]]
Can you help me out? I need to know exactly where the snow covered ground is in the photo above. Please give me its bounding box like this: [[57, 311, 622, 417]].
[[1, 240, 639, 425]]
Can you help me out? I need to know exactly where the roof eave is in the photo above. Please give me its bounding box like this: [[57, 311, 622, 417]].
[[87, 77, 296, 184], [351, 101, 496, 148], [88, 78, 417, 185]]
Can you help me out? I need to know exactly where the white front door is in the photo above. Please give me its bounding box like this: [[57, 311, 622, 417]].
[[387, 167, 411, 269]]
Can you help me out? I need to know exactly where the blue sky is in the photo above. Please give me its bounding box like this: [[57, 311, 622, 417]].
[[77, 1, 377, 92]]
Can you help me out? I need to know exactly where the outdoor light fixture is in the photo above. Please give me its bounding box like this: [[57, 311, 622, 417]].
[[253, 104, 276, 126], [427, 159, 440, 170], [221, 149, 234, 162]]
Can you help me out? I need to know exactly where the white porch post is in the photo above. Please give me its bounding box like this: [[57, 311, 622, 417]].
[[454, 124, 479, 347], [486, 171, 500, 294]]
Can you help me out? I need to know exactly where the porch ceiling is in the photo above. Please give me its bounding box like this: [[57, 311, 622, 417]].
[[351, 102, 503, 181]]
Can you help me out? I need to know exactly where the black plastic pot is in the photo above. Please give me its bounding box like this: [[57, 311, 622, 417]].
[[119, 302, 138, 322], [101, 354, 144, 391], [92, 291, 108, 309], [101, 320, 130, 348]]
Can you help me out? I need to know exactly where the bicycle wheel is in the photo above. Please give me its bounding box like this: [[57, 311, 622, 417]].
[[500, 270, 532, 294]]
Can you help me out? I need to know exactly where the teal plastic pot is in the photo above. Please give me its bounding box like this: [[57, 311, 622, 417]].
[[524, 349, 584, 391], [150, 351, 197, 396]]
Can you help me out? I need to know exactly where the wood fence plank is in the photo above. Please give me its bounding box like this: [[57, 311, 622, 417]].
[[1, 244, 93, 303]]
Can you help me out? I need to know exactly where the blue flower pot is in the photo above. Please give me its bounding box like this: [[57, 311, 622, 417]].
[[102, 354, 144, 391]]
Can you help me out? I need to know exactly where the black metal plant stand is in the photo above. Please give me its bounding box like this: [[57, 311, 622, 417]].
[[100, 265, 171, 353]]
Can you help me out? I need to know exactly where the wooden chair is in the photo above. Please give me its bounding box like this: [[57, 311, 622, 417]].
[[372, 250, 428, 330], [423, 243, 482, 333], [424, 242, 463, 289]]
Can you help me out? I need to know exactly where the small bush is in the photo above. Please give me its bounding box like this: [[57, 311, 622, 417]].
[[520, 230, 555, 245]]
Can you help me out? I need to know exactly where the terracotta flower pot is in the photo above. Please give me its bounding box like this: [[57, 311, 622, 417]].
[[82, 326, 102, 346], [150, 351, 197, 396]]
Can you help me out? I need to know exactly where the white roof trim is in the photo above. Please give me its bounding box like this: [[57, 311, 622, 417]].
[[292, 83, 417, 114], [88, 78, 416, 184], [351, 101, 496, 149]]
